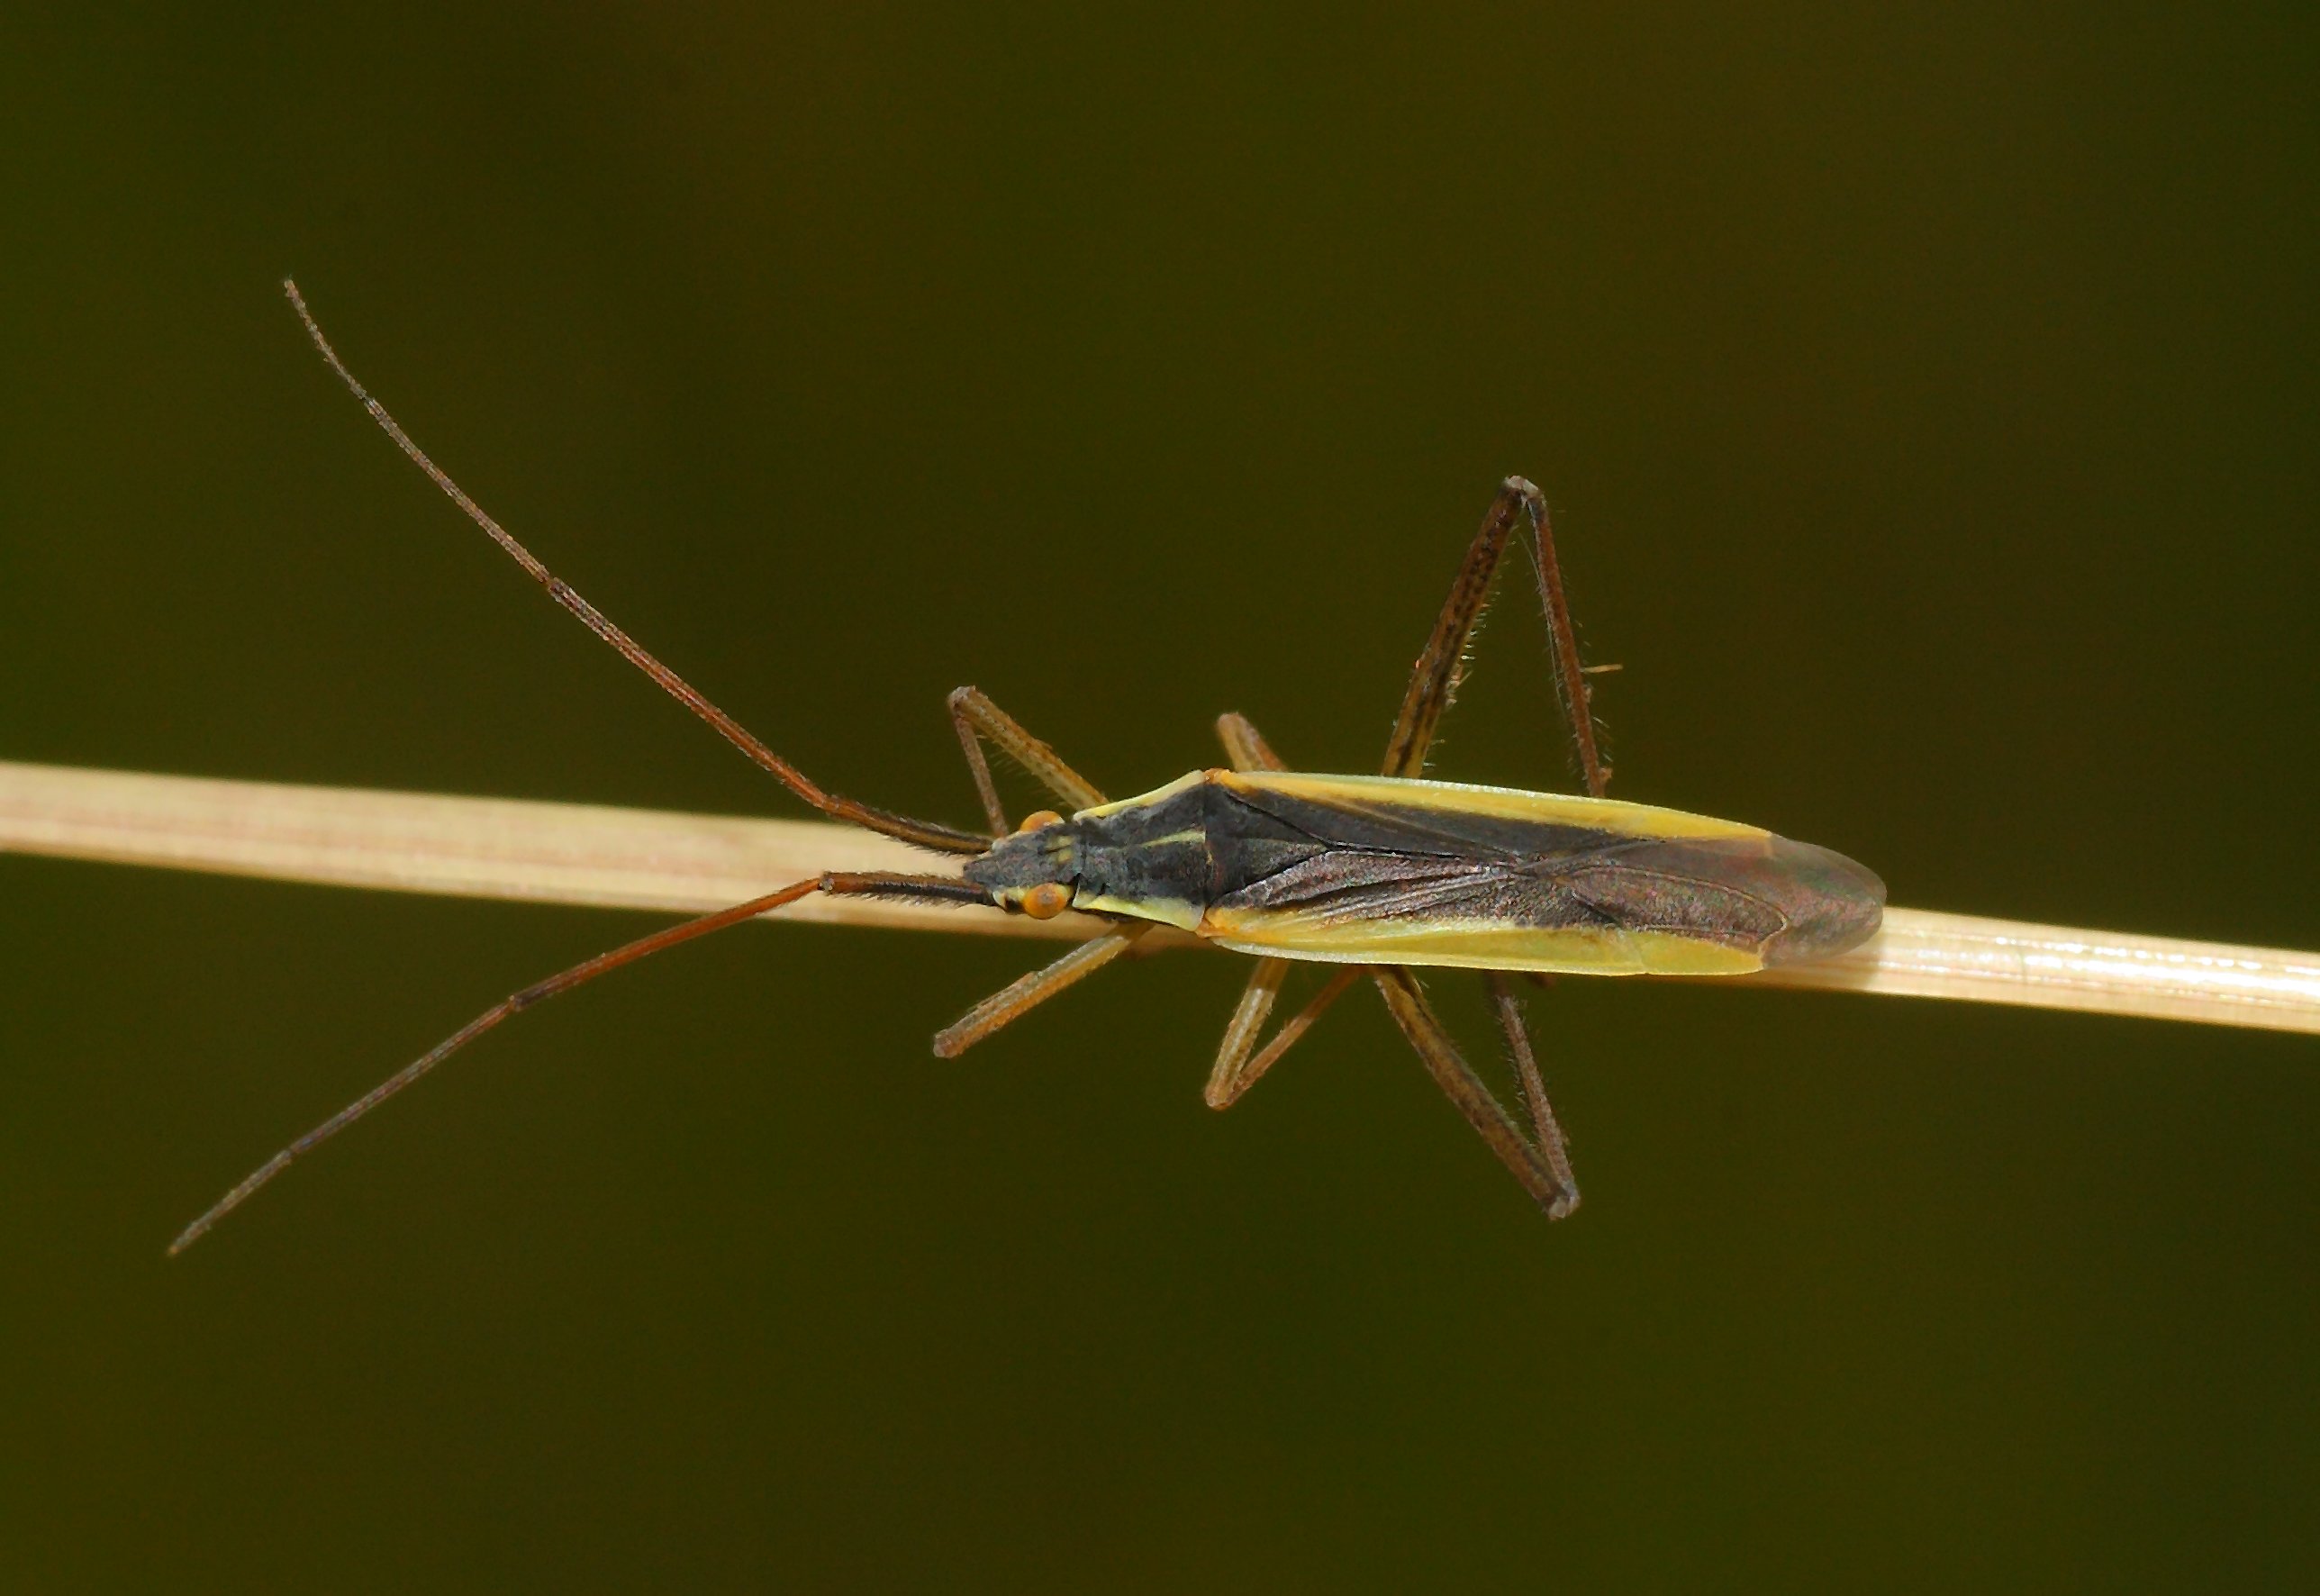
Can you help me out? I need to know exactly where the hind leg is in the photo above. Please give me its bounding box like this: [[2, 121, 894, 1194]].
[[1382, 476, 1610, 795]]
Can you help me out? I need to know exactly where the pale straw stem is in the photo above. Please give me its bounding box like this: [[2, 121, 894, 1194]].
[[4, 760, 2314, 1035]]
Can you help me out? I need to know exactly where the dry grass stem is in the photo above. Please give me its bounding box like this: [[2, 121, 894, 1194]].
[[4, 760, 2314, 1035]]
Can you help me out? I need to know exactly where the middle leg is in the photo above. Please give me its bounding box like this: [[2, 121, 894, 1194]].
[[1202, 712, 1361, 1107], [1206, 966, 1361, 1109]]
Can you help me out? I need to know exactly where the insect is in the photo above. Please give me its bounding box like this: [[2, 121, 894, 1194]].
[[169, 280, 1886, 1253]]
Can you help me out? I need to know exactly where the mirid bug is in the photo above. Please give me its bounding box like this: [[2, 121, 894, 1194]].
[[169, 282, 1885, 1252]]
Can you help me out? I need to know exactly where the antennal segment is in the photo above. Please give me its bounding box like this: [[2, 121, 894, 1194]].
[[282, 279, 983, 856], [169, 869, 988, 1254]]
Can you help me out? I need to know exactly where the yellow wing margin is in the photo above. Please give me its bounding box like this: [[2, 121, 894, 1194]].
[[1211, 769, 1770, 842], [1203, 916, 1768, 976], [1200, 772, 1776, 975]]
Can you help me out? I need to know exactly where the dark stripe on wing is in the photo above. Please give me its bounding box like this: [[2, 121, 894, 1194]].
[[1211, 781, 1636, 865]]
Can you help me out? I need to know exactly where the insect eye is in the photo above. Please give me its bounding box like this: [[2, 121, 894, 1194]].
[[1019, 883, 1071, 920], [1016, 810, 1063, 834]]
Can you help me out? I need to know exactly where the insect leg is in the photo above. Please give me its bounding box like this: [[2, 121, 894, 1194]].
[[1382, 481, 1522, 778], [1209, 957, 1290, 1098], [1371, 967, 1581, 1217], [948, 685, 1108, 836], [1203, 712, 1359, 1105], [1513, 481, 1612, 798], [172, 869, 989, 1253], [1382, 476, 1609, 796], [1214, 711, 1286, 775], [931, 924, 1151, 1057], [1485, 974, 1580, 1212], [1205, 964, 1361, 1109]]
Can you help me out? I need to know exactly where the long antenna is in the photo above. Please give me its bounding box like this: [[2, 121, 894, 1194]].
[[170, 868, 987, 1253], [282, 279, 985, 856]]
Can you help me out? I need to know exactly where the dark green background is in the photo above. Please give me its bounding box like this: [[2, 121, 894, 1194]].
[[5, 5, 2315, 1590]]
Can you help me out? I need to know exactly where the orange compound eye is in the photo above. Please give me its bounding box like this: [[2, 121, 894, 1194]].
[[1015, 810, 1064, 834], [1018, 882, 1072, 920]]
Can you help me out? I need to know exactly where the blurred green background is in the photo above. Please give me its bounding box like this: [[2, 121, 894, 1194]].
[[4, 5, 2315, 1590]]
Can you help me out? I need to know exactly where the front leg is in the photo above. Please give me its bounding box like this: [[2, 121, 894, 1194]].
[[947, 685, 1106, 836]]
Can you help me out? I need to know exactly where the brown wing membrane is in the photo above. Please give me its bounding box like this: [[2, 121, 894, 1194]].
[[1195, 776, 1884, 975]]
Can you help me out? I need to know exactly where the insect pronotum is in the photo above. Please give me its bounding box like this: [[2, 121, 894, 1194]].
[[168, 281, 1886, 1253]]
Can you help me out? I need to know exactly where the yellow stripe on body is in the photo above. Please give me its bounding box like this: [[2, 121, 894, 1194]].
[[1202, 910, 1767, 975], [1212, 769, 1769, 843], [1074, 772, 1206, 821], [1074, 887, 1201, 929]]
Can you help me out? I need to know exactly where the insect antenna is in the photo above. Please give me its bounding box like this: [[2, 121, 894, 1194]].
[[282, 278, 984, 857], [169, 869, 988, 1254]]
